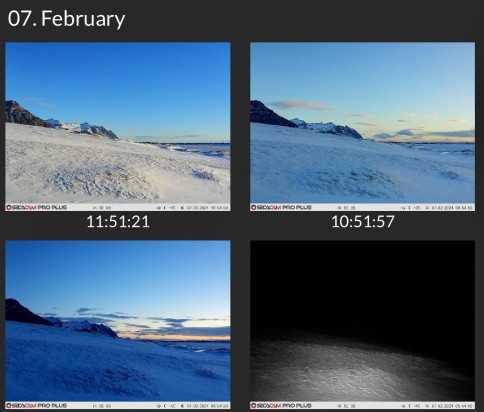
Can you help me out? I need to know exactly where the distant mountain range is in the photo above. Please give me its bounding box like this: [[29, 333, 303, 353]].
[[6, 298, 118, 338], [5, 100, 118, 139], [45, 118, 118, 140], [290, 117, 363, 139], [250, 100, 363, 139], [45, 317, 118, 337]]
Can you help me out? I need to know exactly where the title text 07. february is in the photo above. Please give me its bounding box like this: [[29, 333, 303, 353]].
[[7, 10, 126, 30]]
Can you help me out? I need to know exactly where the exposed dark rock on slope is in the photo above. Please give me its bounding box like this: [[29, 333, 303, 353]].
[[5, 100, 53, 128], [250, 100, 298, 127], [6, 298, 52, 326]]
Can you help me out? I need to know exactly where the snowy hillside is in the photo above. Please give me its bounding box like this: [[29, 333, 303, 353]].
[[251, 123, 474, 203], [251, 331, 474, 401], [6, 123, 230, 204], [6, 321, 230, 402]]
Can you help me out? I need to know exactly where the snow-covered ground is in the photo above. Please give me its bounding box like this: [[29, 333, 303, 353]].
[[250, 123, 474, 203], [251, 331, 474, 402], [6, 321, 230, 402], [6, 123, 230, 204]]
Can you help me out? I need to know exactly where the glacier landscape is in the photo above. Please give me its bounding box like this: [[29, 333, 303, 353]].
[[251, 122, 474, 204], [6, 122, 230, 204], [6, 320, 230, 402]]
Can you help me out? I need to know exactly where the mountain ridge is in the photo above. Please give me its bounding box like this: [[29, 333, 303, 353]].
[[291, 117, 363, 139], [5, 100, 118, 139], [250, 100, 298, 128], [5, 100, 53, 128], [5, 298, 118, 338], [249, 100, 363, 139]]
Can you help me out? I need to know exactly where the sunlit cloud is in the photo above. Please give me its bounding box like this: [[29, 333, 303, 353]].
[[270, 99, 335, 111], [447, 119, 467, 123]]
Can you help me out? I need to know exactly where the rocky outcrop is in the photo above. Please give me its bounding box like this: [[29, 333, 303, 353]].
[[250, 100, 298, 127], [5, 101, 53, 128], [5, 298, 52, 326]]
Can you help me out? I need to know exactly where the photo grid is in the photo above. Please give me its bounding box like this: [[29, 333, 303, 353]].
[[1, 2, 481, 411]]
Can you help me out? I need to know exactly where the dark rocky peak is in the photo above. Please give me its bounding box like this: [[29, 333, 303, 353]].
[[5, 100, 53, 128], [5, 298, 52, 326], [250, 100, 298, 128]]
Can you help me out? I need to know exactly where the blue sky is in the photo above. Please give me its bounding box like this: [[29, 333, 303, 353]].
[[6, 241, 230, 340], [6, 43, 230, 143], [251, 43, 475, 142]]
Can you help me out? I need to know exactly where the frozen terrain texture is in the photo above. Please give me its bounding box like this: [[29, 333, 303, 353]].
[[251, 331, 474, 402], [6, 321, 230, 401], [251, 123, 474, 203], [6, 123, 230, 203]]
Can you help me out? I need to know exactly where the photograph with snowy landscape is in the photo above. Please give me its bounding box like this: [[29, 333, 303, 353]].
[[251, 241, 474, 403], [5, 241, 230, 403], [250, 43, 475, 206], [5, 43, 230, 207]]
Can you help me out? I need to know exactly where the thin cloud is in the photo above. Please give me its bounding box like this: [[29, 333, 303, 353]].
[[397, 129, 417, 136], [447, 119, 467, 123], [156, 326, 231, 337], [22, 97, 57, 108], [270, 99, 335, 111], [75, 308, 97, 314], [39, 312, 58, 317], [193, 317, 228, 322], [92, 313, 138, 319], [398, 119, 411, 123], [124, 323, 152, 329], [401, 112, 417, 117], [353, 122, 379, 127], [429, 130, 475, 138], [344, 113, 373, 118]]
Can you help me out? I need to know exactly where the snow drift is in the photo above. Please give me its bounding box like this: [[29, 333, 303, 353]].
[[6, 123, 230, 204]]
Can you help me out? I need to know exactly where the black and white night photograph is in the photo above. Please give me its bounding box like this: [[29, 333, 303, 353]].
[[251, 241, 475, 402]]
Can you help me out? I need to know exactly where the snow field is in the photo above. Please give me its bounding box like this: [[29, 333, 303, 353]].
[[6, 123, 230, 203], [6, 321, 230, 401], [251, 332, 473, 402], [251, 123, 474, 203]]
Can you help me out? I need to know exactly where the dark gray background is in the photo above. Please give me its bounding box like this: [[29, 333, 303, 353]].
[[1, 0, 483, 409]]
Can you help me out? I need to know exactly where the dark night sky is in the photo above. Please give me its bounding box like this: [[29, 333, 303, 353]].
[[251, 241, 474, 371]]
